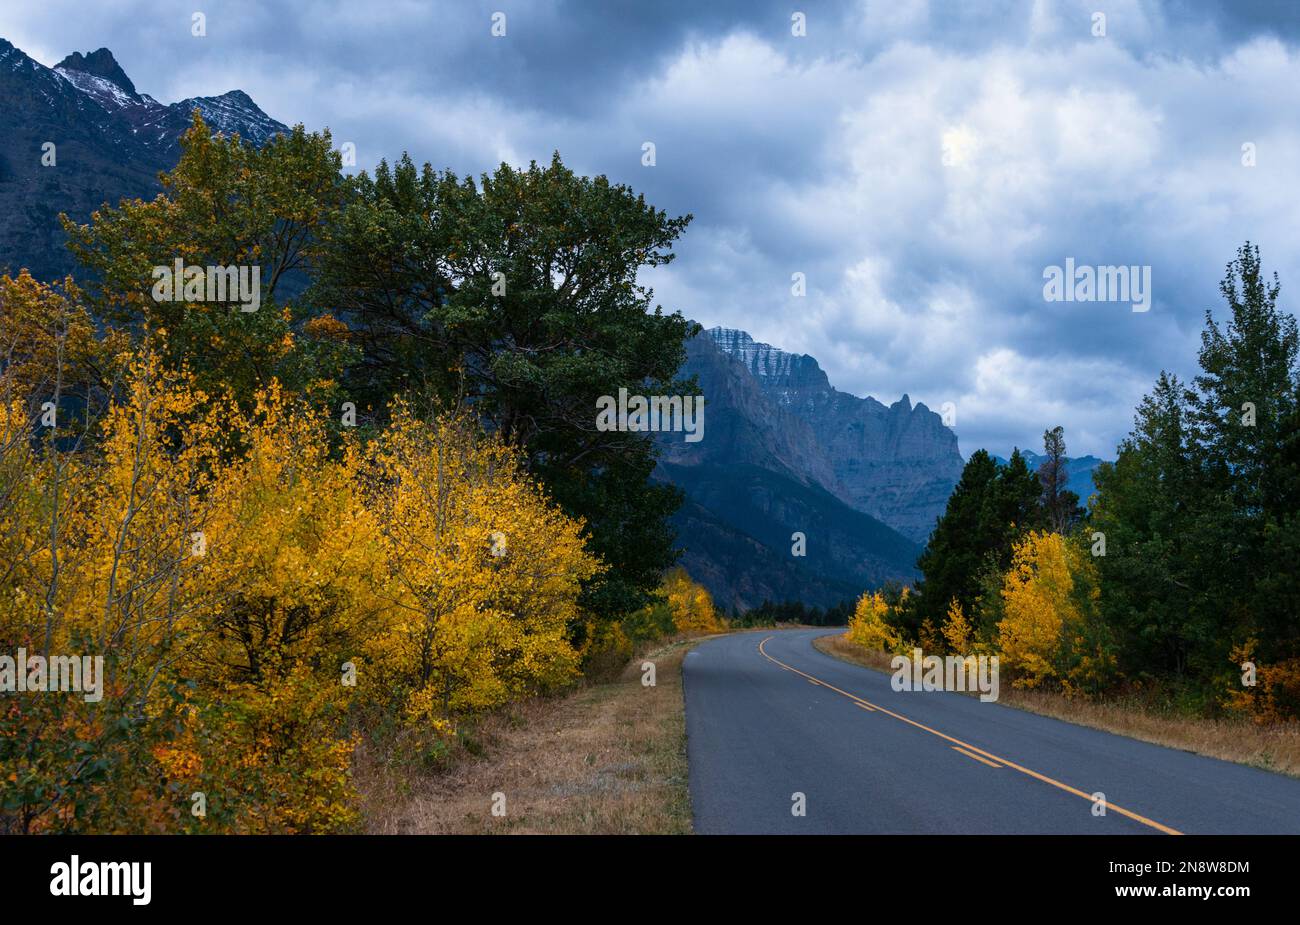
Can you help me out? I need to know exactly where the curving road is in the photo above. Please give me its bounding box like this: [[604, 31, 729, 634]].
[[683, 629, 1300, 834]]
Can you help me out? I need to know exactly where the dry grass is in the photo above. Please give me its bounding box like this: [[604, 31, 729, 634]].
[[356, 637, 701, 834], [814, 632, 1300, 778], [817, 633, 900, 674]]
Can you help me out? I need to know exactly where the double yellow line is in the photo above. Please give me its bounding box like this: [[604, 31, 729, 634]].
[[758, 635, 1183, 835]]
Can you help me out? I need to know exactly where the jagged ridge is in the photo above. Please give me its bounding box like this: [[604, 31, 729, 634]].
[[0, 39, 288, 280]]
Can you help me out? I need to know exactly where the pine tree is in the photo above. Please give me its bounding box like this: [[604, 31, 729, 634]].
[[913, 449, 1042, 634], [1037, 425, 1083, 532], [1190, 243, 1300, 665], [1092, 372, 1222, 676]]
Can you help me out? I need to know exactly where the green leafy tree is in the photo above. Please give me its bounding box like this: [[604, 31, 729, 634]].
[[62, 112, 354, 406], [314, 152, 697, 621]]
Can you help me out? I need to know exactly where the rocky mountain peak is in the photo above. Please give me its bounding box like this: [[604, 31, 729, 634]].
[[707, 326, 831, 396], [1, 36, 288, 281], [175, 89, 285, 146], [55, 47, 138, 96], [681, 326, 965, 543]]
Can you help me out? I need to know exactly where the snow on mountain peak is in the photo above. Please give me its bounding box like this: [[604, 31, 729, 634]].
[[54, 66, 141, 110], [55, 48, 138, 96]]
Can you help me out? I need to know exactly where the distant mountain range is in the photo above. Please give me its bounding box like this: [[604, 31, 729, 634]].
[[656, 327, 965, 611], [0, 39, 286, 280], [990, 451, 1107, 505]]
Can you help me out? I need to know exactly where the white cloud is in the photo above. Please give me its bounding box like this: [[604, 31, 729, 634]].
[[637, 30, 1300, 457]]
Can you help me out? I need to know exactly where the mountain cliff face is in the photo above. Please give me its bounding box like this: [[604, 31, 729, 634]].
[[704, 327, 964, 542], [655, 329, 922, 610], [655, 326, 965, 610], [656, 331, 838, 490], [0, 40, 287, 280]]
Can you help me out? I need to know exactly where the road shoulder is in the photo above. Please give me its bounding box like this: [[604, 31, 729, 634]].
[[359, 637, 703, 834], [814, 632, 1300, 779]]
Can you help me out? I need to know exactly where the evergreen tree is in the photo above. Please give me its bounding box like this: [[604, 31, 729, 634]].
[[987, 448, 1045, 546], [1037, 425, 1083, 532], [913, 449, 1040, 633], [1091, 373, 1223, 676], [314, 153, 697, 622], [1190, 243, 1299, 664], [1093, 243, 1300, 686]]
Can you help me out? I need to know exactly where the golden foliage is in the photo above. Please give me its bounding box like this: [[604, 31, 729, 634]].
[[0, 271, 103, 398], [995, 531, 1111, 692], [941, 599, 974, 654], [360, 404, 600, 717], [0, 286, 604, 832], [1225, 640, 1300, 725], [661, 568, 725, 635], [996, 532, 1073, 687], [846, 590, 906, 654]]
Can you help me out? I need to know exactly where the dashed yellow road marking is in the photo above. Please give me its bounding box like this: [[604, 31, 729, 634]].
[[757, 635, 1183, 835]]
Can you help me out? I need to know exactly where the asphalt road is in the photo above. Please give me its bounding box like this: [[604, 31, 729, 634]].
[[683, 628, 1300, 834]]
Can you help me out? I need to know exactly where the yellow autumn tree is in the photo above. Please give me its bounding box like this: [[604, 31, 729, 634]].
[[162, 382, 386, 833], [1, 347, 245, 832], [360, 405, 601, 725], [1224, 639, 1300, 724], [995, 531, 1109, 691], [941, 599, 975, 654], [846, 589, 906, 654], [0, 271, 109, 404], [662, 568, 725, 634], [2, 274, 612, 833]]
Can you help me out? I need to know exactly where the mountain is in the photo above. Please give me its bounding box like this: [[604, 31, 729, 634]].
[[661, 462, 922, 611], [656, 327, 965, 610], [991, 450, 1108, 505], [702, 327, 965, 541], [0, 39, 287, 280]]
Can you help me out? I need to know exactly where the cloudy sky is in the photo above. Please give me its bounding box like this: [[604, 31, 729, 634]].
[[5, 0, 1299, 458]]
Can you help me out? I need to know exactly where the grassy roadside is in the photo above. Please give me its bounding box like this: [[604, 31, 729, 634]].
[[815, 632, 1300, 778], [357, 636, 706, 834]]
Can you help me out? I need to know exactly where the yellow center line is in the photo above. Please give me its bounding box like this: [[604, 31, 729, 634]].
[[757, 635, 1183, 835], [953, 746, 1002, 768]]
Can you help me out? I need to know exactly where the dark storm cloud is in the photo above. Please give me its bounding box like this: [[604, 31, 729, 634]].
[[3, 0, 1299, 457]]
